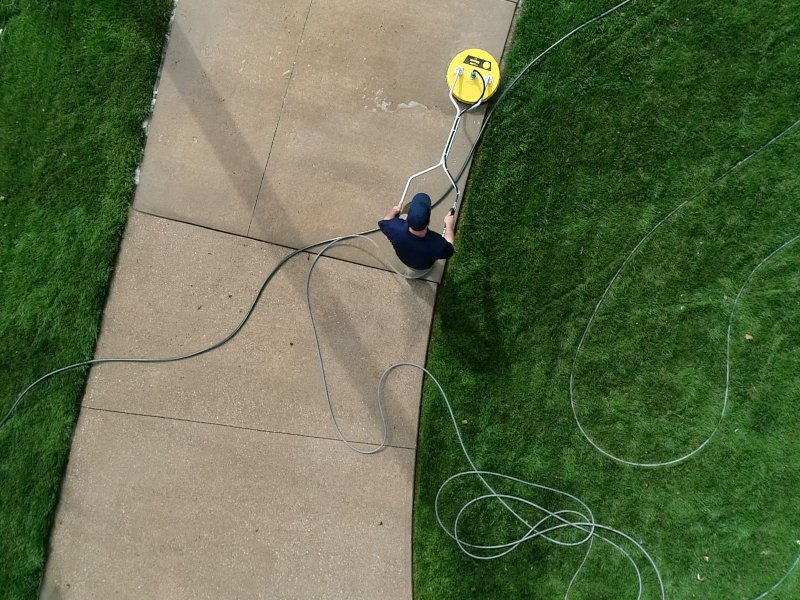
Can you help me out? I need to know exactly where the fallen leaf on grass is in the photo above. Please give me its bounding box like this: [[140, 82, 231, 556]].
[[745, 333, 754, 340]]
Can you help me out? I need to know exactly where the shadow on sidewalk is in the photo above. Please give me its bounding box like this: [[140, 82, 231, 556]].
[[148, 21, 433, 460]]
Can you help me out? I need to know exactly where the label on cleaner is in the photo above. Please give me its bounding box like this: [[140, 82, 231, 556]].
[[463, 55, 492, 71]]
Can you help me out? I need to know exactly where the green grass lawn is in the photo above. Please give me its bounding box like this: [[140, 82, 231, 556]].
[[414, 0, 800, 598], [0, 1, 172, 597]]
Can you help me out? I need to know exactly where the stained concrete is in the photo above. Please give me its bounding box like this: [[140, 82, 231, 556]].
[[81, 212, 434, 449], [40, 409, 414, 600]]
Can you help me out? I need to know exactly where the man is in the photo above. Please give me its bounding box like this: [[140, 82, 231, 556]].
[[378, 192, 456, 278]]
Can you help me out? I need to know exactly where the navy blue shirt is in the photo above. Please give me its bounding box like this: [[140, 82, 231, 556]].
[[378, 217, 455, 270]]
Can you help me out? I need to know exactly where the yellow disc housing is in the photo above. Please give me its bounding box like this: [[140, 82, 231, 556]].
[[447, 48, 501, 104]]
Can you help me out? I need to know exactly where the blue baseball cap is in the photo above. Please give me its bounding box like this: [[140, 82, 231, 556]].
[[407, 192, 432, 230]]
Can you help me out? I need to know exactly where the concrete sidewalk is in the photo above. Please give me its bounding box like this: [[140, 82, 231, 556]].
[[41, 1, 516, 598]]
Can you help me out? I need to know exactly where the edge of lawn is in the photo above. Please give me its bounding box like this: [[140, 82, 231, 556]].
[[0, 2, 174, 598], [412, 0, 800, 598]]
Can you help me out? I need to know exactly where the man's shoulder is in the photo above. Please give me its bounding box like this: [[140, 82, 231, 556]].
[[379, 216, 404, 227], [379, 217, 406, 234], [425, 229, 451, 246], [425, 230, 454, 256]]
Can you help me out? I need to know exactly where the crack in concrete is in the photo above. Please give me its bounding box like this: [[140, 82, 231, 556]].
[[247, 0, 317, 237]]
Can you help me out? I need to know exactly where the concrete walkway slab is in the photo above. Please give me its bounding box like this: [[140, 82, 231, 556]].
[[83, 212, 435, 449], [41, 409, 414, 600]]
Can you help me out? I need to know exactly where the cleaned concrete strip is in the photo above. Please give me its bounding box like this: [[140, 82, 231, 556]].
[[247, 0, 517, 271], [133, 0, 516, 278], [134, 0, 313, 234], [41, 409, 414, 600], [82, 212, 435, 449]]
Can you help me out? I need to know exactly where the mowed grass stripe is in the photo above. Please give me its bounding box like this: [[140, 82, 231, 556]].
[[0, 1, 172, 598], [414, 0, 800, 598]]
